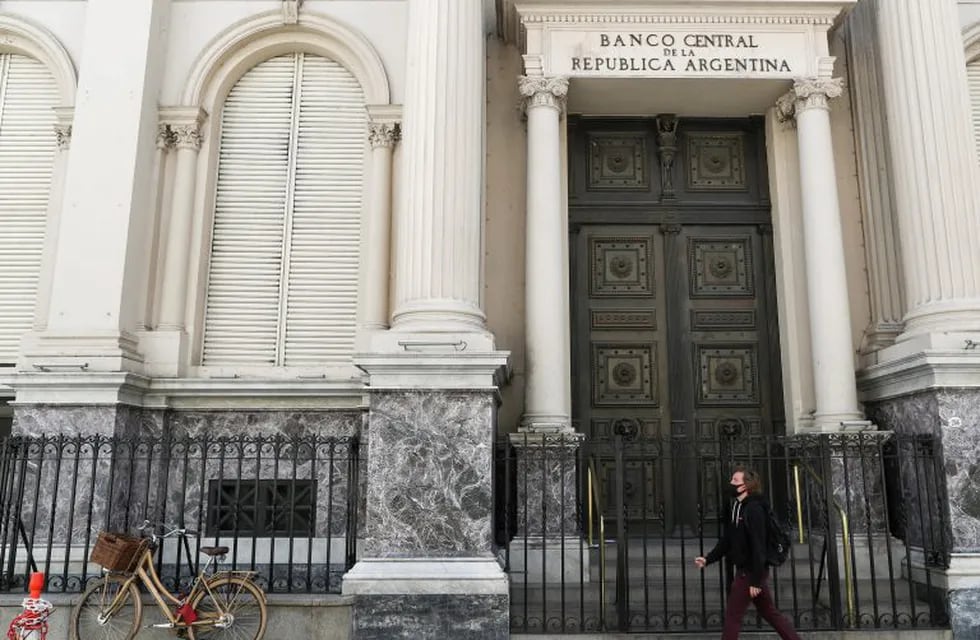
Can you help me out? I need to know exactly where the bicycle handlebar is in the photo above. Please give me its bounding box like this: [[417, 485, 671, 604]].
[[137, 519, 199, 538]]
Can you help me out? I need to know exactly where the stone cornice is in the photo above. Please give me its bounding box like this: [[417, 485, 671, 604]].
[[518, 75, 568, 112], [502, 1, 855, 44]]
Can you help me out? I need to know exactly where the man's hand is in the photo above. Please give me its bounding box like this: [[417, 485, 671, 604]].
[[749, 586, 762, 598], [694, 557, 706, 569]]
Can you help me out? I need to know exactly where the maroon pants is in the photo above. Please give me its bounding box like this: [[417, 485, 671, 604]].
[[722, 570, 801, 640]]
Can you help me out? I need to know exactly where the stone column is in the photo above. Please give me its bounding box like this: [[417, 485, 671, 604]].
[[776, 76, 867, 431], [388, 0, 488, 337], [843, 0, 906, 353], [157, 108, 205, 333], [518, 76, 571, 433], [358, 109, 400, 344], [876, 0, 980, 338], [28, 0, 170, 374], [345, 1, 508, 637], [31, 112, 74, 333]]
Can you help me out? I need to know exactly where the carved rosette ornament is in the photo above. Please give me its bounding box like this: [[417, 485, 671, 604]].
[[518, 75, 569, 113], [776, 77, 845, 122], [171, 124, 203, 151], [55, 124, 73, 151], [368, 122, 401, 149]]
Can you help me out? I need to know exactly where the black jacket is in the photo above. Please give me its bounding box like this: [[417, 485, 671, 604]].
[[704, 493, 769, 587]]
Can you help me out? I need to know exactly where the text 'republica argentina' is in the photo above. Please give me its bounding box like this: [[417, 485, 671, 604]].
[[571, 33, 793, 74]]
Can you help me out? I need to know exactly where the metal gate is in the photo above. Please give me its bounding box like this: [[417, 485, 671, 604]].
[[499, 430, 950, 634]]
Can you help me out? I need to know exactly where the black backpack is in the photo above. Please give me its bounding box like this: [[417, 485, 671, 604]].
[[764, 503, 792, 567]]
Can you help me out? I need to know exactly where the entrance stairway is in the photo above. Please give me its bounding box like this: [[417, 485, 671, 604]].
[[509, 539, 946, 635]]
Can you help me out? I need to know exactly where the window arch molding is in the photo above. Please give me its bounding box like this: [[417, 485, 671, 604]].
[[965, 21, 980, 65], [182, 10, 390, 110], [0, 13, 76, 106], [171, 11, 392, 376]]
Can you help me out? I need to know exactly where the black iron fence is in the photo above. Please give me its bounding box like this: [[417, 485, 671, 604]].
[[497, 430, 951, 634], [0, 433, 359, 594]]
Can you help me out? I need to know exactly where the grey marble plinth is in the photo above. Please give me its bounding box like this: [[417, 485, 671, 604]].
[[825, 433, 889, 534], [13, 404, 162, 436], [869, 388, 980, 552], [950, 588, 980, 639], [362, 390, 496, 557], [352, 594, 508, 639], [510, 432, 583, 537]]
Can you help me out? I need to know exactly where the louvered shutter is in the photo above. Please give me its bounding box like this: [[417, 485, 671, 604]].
[[284, 56, 365, 366], [202, 53, 366, 368], [0, 54, 58, 363], [202, 56, 294, 365], [969, 61, 980, 158]]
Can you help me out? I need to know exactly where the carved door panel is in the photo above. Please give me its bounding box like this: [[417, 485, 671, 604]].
[[571, 226, 671, 526], [662, 224, 780, 528]]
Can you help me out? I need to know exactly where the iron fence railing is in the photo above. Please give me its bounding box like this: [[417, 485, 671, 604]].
[[497, 430, 951, 634], [0, 433, 359, 595]]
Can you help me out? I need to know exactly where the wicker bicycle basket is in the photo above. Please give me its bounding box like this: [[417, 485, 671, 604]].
[[90, 532, 148, 572]]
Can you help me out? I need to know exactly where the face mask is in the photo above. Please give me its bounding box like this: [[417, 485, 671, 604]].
[[727, 484, 744, 499]]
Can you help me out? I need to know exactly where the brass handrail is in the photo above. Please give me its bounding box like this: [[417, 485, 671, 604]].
[[586, 459, 606, 624], [793, 462, 856, 627]]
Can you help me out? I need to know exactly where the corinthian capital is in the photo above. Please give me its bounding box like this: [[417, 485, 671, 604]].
[[368, 122, 401, 148], [172, 124, 203, 150], [776, 77, 845, 122], [519, 76, 569, 113], [55, 124, 73, 150]]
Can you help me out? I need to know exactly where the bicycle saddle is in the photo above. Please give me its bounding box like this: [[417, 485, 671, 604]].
[[199, 546, 229, 557]]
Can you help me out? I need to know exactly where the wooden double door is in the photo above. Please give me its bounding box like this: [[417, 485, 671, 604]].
[[568, 117, 785, 532]]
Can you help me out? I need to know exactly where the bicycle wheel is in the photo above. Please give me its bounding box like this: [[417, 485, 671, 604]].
[[188, 576, 267, 640], [71, 575, 142, 640]]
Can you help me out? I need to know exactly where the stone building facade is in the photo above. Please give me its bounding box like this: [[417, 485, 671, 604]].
[[0, 0, 979, 637]]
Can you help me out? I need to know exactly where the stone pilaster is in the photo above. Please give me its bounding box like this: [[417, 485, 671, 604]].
[[876, 0, 980, 338], [28, 0, 170, 373], [776, 74, 868, 432], [388, 0, 488, 338], [843, 0, 906, 353], [157, 107, 205, 332], [357, 108, 400, 347], [518, 75, 571, 433]]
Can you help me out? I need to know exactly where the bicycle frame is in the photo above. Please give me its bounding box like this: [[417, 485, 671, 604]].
[[99, 544, 256, 631]]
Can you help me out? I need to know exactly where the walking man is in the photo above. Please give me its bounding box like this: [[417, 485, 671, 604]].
[[694, 466, 801, 640]]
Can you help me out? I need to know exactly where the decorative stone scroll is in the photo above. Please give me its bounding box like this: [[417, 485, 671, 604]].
[[518, 75, 569, 112], [54, 124, 73, 151], [776, 77, 845, 122]]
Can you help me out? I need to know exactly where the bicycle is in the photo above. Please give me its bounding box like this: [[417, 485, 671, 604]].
[[70, 520, 267, 640]]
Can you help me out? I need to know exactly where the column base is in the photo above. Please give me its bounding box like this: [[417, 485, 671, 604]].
[[343, 558, 508, 640], [899, 300, 980, 339], [390, 299, 489, 335], [518, 413, 571, 433], [19, 330, 143, 373], [138, 328, 190, 377]]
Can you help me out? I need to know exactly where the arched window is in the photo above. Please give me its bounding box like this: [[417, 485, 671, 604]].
[[0, 53, 58, 362], [201, 53, 367, 368]]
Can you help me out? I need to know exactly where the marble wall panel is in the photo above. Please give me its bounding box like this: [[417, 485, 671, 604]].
[[352, 594, 508, 640], [363, 391, 496, 558], [869, 388, 980, 553], [950, 588, 980, 639], [510, 436, 582, 538]]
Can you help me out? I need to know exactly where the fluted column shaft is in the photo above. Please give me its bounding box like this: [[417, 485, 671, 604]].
[[877, 0, 980, 336], [158, 110, 204, 330], [778, 78, 865, 430], [361, 120, 399, 333], [519, 76, 571, 432], [845, 0, 906, 351], [391, 0, 486, 332]]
